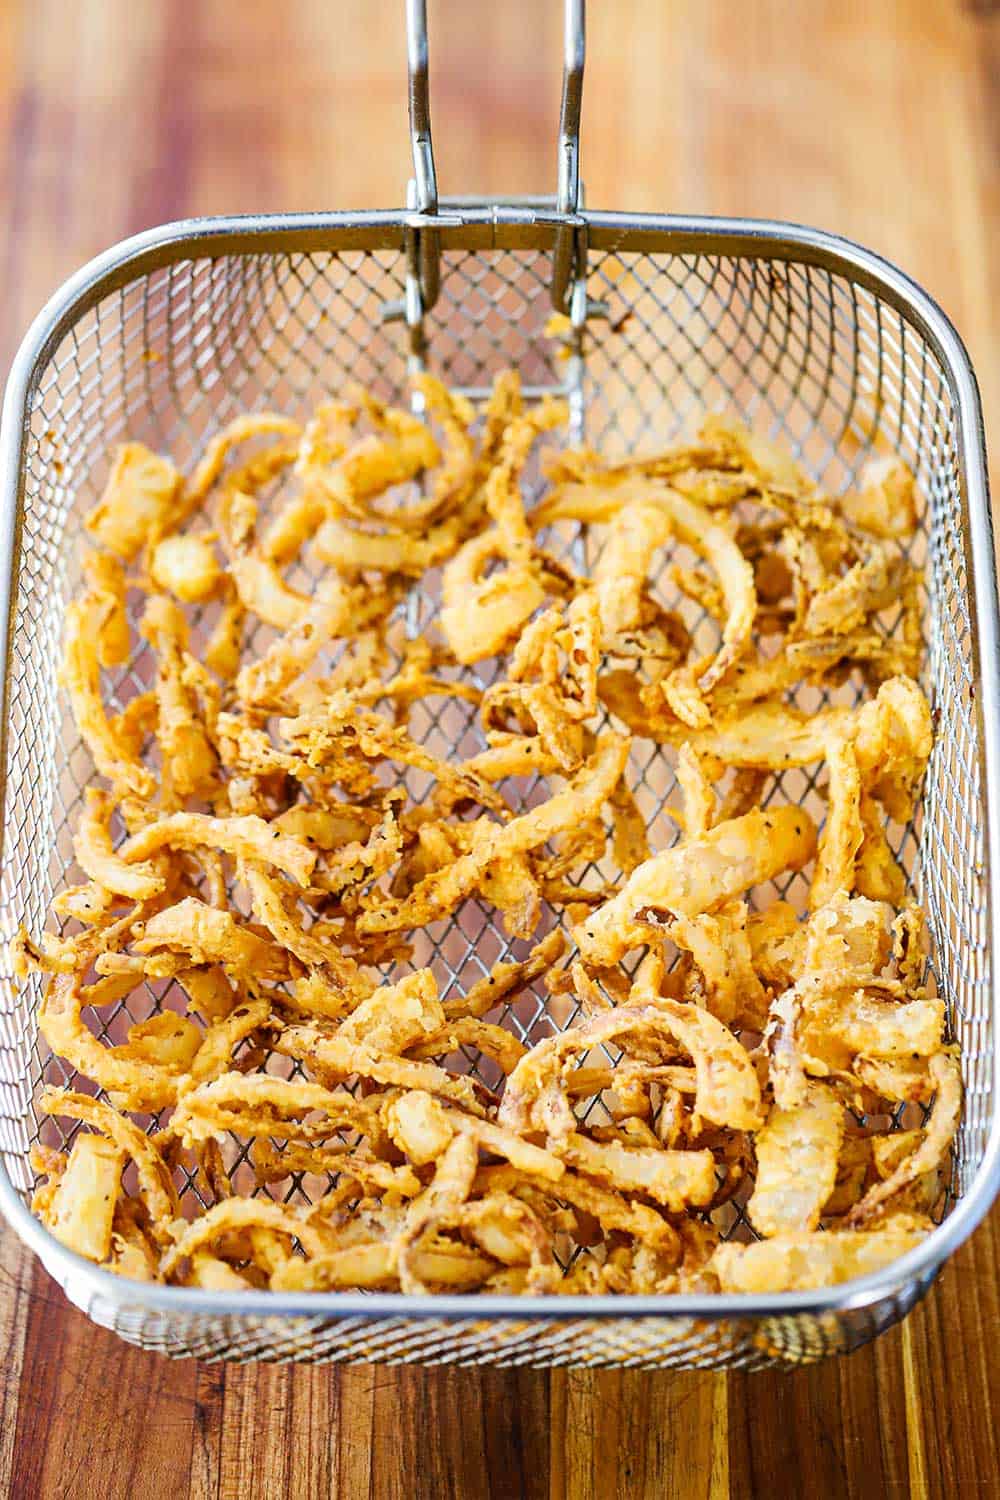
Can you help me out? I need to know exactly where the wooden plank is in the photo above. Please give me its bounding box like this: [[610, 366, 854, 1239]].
[[332, 1369, 379, 1500], [366, 1366, 549, 1500], [0, 1227, 33, 1498], [218, 1365, 333, 1500], [195, 1363, 384, 1500], [728, 1333, 911, 1499], [192, 1362, 545, 1500], [9, 1261, 198, 1498], [897, 1228, 1000, 1495], [189, 1363, 382, 1500], [188, 1363, 226, 1500], [550, 1370, 726, 1500]]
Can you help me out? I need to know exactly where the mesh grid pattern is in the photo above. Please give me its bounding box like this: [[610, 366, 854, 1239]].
[[0, 231, 990, 1367], [71, 1274, 926, 1367]]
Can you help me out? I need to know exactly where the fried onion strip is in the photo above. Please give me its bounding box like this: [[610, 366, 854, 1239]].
[[574, 805, 817, 964]]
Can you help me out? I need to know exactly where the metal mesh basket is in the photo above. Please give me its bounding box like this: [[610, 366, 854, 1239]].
[[0, 2, 996, 1368]]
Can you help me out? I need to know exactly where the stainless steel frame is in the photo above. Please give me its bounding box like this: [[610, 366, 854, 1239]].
[[0, 0, 995, 1368]]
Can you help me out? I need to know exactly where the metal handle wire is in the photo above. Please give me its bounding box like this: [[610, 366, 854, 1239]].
[[405, 0, 442, 316], [404, 0, 587, 314], [552, 0, 586, 312]]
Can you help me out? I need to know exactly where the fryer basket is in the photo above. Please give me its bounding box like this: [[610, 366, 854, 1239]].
[[0, 3, 996, 1369]]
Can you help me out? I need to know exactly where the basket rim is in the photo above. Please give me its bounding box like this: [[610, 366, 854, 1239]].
[[0, 206, 996, 1327]]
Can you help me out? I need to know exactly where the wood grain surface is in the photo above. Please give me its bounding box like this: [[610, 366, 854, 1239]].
[[1, 1, 997, 1496]]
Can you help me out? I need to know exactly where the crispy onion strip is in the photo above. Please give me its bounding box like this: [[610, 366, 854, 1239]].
[[359, 734, 630, 934], [73, 789, 164, 901], [274, 1025, 488, 1116], [40, 974, 182, 1112], [747, 1083, 844, 1237], [499, 1000, 762, 1136], [710, 1216, 931, 1292], [846, 1054, 960, 1226], [119, 812, 316, 888], [171, 1072, 383, 1148], [555, 479, 756, 697], [160, 1197, 332, 1280], [39, 1088, 180, 1246], [63, 597, 155, 798], [573, 805, 817, 965]]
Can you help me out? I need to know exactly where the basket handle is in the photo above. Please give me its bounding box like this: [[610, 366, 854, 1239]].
[[405, 0, 586, 314]]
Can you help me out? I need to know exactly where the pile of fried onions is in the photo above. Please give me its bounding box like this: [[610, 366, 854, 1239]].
[[22, 373, 956, 1297]]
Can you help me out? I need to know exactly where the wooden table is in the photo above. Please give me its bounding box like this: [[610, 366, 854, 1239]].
[[1, 1, 997, 1495]]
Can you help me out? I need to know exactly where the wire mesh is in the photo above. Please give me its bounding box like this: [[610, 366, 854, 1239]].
[[0, 227, 991, 1366], [71, 1271, 930, 1366]]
